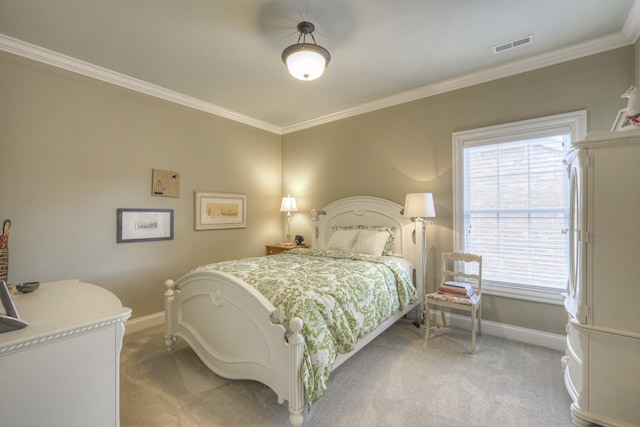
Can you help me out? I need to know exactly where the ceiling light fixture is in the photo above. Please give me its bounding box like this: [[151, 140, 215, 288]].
[[282, 21, 331, 81]]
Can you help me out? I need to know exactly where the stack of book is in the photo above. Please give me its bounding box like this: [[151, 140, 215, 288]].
[[436, 281, 478, 301]]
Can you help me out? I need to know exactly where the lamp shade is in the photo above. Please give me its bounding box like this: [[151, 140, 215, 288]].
[[280, 195, 298, 213], [403, 193, 436, 218]]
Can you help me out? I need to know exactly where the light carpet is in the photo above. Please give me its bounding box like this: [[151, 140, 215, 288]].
[[120, 321, 575, 426]]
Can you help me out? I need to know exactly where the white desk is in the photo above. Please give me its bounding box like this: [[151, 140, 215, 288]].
[[0, 280, 131, 427]]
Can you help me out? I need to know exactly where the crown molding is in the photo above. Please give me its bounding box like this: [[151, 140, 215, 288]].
[[0, 26, 635, 136], [281, 31, 635, 134], [0, 33, 282, 135], [623, 0, 640, 42]]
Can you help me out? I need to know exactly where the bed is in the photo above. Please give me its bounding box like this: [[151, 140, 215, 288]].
[[163, 196, 425, 426]]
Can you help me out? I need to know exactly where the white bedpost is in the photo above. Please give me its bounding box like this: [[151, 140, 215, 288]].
[[287, 316, 305, 427], [164, 279, 176, 352], [310, 208, 325, 248]]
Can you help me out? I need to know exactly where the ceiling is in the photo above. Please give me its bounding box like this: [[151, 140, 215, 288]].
[[1, 0, 639, 134]]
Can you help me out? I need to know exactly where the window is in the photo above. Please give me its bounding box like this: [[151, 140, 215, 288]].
[[453, 111, 587, 304]]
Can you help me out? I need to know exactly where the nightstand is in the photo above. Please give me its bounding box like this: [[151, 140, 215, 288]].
[[265, 243, 309, 256]]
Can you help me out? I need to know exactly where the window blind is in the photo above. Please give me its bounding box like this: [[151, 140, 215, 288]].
[[463, 135, 569, 289]]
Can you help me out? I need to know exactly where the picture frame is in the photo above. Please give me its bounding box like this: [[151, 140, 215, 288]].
[[117, 208, 174, 243], [0, 280, 29, 332], [151, 168, 180, 198], [611, 108, 636, 131], [195, 192, 247, 230]]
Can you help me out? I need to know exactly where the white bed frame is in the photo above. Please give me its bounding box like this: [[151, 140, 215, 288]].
[[164, 196, 425, 426]]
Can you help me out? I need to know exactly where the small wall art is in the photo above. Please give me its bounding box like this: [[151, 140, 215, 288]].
[[117, 208, 174, 243], [152, 169, 180, 198], [195, 192, 247, 230]]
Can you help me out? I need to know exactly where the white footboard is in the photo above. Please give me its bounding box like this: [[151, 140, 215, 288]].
[[164, 271, 305, 426]]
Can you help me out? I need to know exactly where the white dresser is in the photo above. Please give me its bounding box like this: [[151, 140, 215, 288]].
[[563, 129, 640, 427], [0, 280, 131, 427]]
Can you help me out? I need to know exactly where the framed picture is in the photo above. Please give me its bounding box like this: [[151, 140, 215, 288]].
[[0, 280, 29, 332], [195, 192, 247, 230], [611, 108, 636, 131], [117, 208, 174, 243], [151, 168, 180, 198]]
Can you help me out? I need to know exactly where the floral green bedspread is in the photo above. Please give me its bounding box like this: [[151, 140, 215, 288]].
[[190, 248, 416, 404]]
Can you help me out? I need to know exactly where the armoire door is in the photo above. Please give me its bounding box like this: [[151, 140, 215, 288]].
[[565, 149, 587, 324]]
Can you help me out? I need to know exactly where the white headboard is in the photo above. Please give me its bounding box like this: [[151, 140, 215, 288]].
[[311, 196, 417, 266], [311, 195, 425, 314]]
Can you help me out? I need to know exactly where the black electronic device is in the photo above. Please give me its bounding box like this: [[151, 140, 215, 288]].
[[294, 235, 304, 245]]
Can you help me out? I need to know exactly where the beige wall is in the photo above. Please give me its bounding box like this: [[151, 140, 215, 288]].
[[0, 51, 282, 318], [1, 45, 634, 334], [282, 46, 634, 335]]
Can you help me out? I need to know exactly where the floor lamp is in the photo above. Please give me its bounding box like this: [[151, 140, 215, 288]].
[[403, 193, 436, 326]]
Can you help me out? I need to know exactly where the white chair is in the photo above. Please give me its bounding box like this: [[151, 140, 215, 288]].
[[425, 252, 483, 353]]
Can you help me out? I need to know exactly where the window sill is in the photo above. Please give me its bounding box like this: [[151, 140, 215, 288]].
[[482, 282, 565, 305]]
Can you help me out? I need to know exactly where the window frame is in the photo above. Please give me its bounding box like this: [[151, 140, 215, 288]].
[[452, 110, 587, 304]]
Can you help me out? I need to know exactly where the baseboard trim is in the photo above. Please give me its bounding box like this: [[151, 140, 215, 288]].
[[428, 310, 567, 352], [126, 310, 566, 351], [125, 312, 164, 335]]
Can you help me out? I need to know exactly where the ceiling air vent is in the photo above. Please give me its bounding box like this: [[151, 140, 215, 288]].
[[493, 35, 533, 54]]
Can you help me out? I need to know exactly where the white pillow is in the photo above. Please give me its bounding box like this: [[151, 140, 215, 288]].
[[326, 229, 360, 252], [333, 225, 396, 255], [351, 230, 390, 256]]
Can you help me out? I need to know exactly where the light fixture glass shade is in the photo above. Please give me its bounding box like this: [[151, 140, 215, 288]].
[[403, 193, 436, 218], [282, 45, 329, 81], [280, 195, 298, 213], [282, 21, 330, 81]]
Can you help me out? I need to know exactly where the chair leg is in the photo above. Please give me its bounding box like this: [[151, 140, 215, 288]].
[[478, 304, 482, 336], [441, 307, 447, 328], [470, 309, 476, 354]]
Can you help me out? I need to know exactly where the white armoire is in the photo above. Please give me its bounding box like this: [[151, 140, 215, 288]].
[[563, 129, 640, 427]]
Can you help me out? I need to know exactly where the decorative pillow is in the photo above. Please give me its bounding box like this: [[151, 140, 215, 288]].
[[326, 229, 360, 252], [333, 225, 396, 255], [350, 230, 390, 256]]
